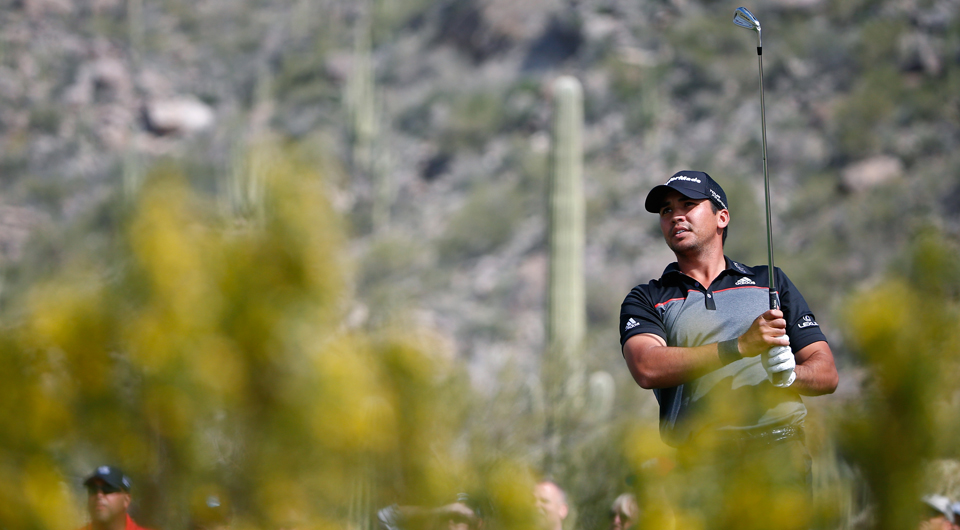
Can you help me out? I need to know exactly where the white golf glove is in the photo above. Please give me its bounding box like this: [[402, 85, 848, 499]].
[[763, 344, 796, 388]]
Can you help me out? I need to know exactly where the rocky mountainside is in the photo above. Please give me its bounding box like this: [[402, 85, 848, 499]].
[[2, 0, 960, 401]]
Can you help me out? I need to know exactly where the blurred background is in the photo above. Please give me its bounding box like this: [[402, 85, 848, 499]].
[[0, 0, 959, 528]]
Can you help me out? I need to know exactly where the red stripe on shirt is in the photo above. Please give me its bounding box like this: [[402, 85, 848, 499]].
[[654, 285, 767, 309]]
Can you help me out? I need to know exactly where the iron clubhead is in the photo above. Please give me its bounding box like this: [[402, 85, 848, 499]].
[[733, 7, 760, 31], [733, 7, 762, 47]]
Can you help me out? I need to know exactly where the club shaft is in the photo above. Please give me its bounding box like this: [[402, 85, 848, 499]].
[[757, 49, 778, 310]]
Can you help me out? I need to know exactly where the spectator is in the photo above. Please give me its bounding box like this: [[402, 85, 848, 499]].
[[80, 466, 151, 530], [919, 495, 960, 530], [533, 481, 568, 530], [609, 494, 639, 530]]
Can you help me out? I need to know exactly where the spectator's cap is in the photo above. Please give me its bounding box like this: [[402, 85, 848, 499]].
[[644, 171, 728, 213], [922, 494, 955, 523], [83, 466, 131, 492]]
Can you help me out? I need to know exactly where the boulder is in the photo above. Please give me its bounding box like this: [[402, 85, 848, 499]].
[[141, 97, 215, 136], [841, 155, 904, 193]]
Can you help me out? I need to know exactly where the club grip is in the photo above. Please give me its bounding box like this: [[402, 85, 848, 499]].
[[768, 290, 791, 386], [769, 290, 780, 310]]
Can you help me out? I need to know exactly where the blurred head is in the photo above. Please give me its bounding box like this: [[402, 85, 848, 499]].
[[921, 495, 960, 530], [83, 466, 131, 528], [534, 481, 568, 530], [609, 494, 639, 530]]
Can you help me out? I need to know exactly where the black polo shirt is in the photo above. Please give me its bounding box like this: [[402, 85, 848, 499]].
[[619, 257, 828, 447]]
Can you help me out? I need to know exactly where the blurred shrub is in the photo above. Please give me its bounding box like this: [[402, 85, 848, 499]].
[[276, 49, 340, 107], [371, 0, 436, 44], [359, 231, 431, 290], [606, 59, 662, 135], [501, 81, 543, 134], [444, 92, 507, 150], [0, 145, 536, 530], [854, 19, 906, 70], [837, 227, 960, 530], [29, 105, 62, 135], [437, 181, 523, 263], [834, 66, 901, 158]]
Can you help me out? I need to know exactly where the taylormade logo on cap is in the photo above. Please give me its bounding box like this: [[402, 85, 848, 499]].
[[666, 175, 702, 185]]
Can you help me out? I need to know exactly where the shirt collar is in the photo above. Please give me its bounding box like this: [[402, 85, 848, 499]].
[[661, 257, 756, 280], [725, 257, 756, 276]]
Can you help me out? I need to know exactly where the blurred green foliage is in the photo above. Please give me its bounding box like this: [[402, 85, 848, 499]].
[[835, 227, 960, 530], [0, 147, 542, 530], [854, 20, 906, 69], [835, 66, 901, 158], [445, 92, 508, 150]]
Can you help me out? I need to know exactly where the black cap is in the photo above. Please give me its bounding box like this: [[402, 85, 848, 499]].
[[644, 170, 729, 213], [83, 466, 131, 492]]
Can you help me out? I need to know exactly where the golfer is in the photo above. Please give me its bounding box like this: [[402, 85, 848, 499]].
[[619, 171, 838, 487]]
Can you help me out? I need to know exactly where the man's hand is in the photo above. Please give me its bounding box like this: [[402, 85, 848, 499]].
[[440, 503, 477, 520], [763, 345, 797, 387], [738, 309, 790, 357]]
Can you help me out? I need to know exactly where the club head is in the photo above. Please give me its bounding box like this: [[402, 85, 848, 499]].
[[733, 7, 760, 31], [733, 7, 762, 46]]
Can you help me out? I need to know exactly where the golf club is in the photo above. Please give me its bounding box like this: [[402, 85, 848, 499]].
[[733, 6, 777, 310], [734, 7, 793, 386]]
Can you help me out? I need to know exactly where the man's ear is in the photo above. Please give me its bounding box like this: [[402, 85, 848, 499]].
[[122, 492, 131, 510], [717, 209, 730, 228], [559, 504, 569, 521]]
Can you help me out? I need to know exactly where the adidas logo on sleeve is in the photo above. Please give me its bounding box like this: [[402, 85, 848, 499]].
[[624, 318, 640, 331]]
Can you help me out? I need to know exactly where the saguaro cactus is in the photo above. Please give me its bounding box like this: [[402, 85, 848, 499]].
[[543, 75, 586, 475], [344, 7, 392, 230], [547, 75, 585, 385]]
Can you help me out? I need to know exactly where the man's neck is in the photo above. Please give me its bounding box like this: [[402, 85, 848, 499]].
[[92, 514, 127, 530], [675, 247, 727, 287]]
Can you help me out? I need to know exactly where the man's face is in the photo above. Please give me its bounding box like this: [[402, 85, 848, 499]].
[[918, 515, 960, 530], [534, 482, 568, 530], [657, 190, 727, 256], [87, 480, 130, 525], [609, 501, 636, 530], [610, 511, 633, 530]]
